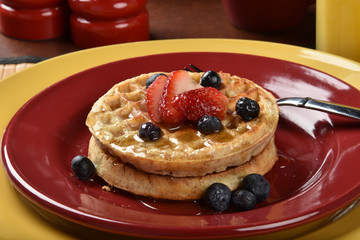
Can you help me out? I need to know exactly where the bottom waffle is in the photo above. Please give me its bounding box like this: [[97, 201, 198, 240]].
[[88, 136, 278, 201]]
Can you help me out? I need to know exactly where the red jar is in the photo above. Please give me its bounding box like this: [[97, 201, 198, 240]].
[[1, 0, 64, 8], [0, 0, 68, 40], [68, 0, 149, 48]]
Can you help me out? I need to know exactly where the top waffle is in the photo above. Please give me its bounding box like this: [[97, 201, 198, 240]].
[[86, 71, 279, 177]]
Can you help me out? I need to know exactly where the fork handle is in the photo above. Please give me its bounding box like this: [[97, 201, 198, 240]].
[[277, 97, 360, 120]]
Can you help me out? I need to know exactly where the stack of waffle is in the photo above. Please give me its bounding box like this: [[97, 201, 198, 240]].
[[86, 71, 279, 200]]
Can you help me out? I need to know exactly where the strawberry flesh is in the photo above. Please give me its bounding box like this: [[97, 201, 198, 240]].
[[146, 74, 167, 123], [159, 70, 200, 126], [173, 87, 229, 122], [146, 70, 226, 127]]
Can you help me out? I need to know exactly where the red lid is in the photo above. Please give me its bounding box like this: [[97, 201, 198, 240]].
[[68, 0, 147, 20], [1, 0, 66, 9]]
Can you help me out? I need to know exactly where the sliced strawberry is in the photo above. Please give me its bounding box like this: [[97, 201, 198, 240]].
[[159, 70, 201, 126], [159, 104, 186, 127], [173, 87, 229, 122], [146, 74, 167, 123]]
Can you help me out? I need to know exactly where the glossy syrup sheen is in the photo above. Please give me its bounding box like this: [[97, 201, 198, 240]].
[[82, 101, 327, 216], [115, 155, 298, 213], [81, 147, 321, 217]]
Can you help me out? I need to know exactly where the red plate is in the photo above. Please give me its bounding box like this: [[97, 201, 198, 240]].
[[2, 52, 360, 239]]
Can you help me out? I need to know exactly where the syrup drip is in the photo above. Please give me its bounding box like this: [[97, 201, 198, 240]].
[[133, 154, 308, 215], [90, 153, 314, 216]]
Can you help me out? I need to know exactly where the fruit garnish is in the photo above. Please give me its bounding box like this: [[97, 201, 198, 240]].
[[159, 70, 200, 126], [236, 97, 260, 121], [173, 87, 229, 122], [146, 74, 167, 123], [202, 174, 270, 213], [200, 70, 222, 89], [232, 189, 257, 211], [146, 73, 167, 89], [71, 155, 96, 180], [197, 115, 223, 135], [241, 173, 270, 202], [203, 183, 232, 212], [138, 122, 162, 141]]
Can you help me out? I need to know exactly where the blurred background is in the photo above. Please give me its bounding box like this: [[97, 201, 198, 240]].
[[0, 0, 316, 58]]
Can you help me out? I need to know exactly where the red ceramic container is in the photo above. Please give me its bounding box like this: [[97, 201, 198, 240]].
[[0, 0, 68, 40], [222, 0, 309, 32], [68, 0, 147, 20], [1, 0, 64, 8], [68, 0, 149, 48]]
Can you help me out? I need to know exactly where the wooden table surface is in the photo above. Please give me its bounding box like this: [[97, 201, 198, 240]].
[[0, 0, 316, 58]]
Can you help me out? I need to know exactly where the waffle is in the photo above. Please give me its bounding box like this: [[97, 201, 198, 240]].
[[88, 136, 277, 200], [86, 71, 279, 177]]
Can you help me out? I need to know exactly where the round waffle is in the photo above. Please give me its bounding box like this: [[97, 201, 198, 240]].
[[88, 136, 277, 200], [86, 71, 279, 177]]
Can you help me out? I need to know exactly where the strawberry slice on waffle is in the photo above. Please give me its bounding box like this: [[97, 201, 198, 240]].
[[173, 87, 229, 122], [146, 74, 167, 123], [159, 70, 200, 126], [146, 70, 228, 127]]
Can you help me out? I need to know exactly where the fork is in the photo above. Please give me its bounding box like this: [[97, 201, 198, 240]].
[[184, 64, 360, 120]]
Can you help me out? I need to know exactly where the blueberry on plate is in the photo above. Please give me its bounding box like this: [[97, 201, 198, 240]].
[[203, 183, 232, 212], [235, 97, 260, 121], [200, 70, 222, 89], [71, 155, 96, 180], [197, 115, 223, 135], [232, 189, 257, 211], [139, 122, 162, 141], [241, 173, 270, 202], [146, 73, 167, 89]]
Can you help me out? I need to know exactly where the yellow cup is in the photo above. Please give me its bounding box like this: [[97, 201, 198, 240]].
[[316, 0, 360, 62]]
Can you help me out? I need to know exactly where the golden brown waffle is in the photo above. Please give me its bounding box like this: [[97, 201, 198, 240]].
[[88, 136, 277, 200], [86, 72, 279, 177]]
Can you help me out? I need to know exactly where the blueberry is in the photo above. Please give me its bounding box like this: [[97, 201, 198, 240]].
[[146, 73, 167, 89], [138, 122, 162, 141], [232, 189, 257, 211], [203, 183, 232, 212], [235, 97, 260, 121], [200, 71, 222, 89], [71, 155, 96, 180], [197, 115, 223, 135], [241, 173, 270, 202]]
